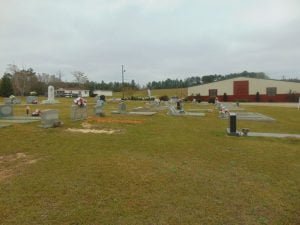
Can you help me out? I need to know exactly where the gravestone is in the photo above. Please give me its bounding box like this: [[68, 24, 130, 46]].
[[118, 102, 127, 113], [4, 97, 21, 104], [94, 96, 100, 103], [71, 105, 88, 121], [4, 98, 12, 104], [147, 89, 151, 98], [226, 112, 239, 136], [95, 99, 105, 116], [48, 86, 55, 101], [112, 101, 127, 114], [95, 95, 106, 103], [40, 109, 62, 128], [26, 96, 38, 104], [229, 113, 237, 133], [42, 85, 59, 104], [0, 105, 13, 117], [176, 100, 184, 111]]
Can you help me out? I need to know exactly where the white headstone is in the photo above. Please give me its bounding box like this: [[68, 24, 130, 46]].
[[48, 86, 55, 101], [147, 89, 151, 98]]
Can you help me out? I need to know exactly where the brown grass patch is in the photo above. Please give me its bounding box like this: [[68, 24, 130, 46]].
[[88, 117, 144, 124], [0, 152, 38, 182]]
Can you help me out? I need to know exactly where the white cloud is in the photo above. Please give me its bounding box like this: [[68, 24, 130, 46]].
[[0, 0, 299, 84]]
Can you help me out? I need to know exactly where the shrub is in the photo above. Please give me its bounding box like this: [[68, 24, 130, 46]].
[[100, 95, 106, 101], [159, 95, 169, 101], [256, 92, 260, 102], [223, 93, 228, 102]]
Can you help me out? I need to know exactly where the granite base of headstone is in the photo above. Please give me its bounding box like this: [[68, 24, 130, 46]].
[[40, 109, 62, 128], [71, 105, 88, 121]]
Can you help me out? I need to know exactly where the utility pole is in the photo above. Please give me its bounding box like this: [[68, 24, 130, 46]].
[[121, 65, 125, 99]]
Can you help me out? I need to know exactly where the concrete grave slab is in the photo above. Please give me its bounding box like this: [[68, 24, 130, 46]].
[[220, 111, 275, 121], [167, 105, 205, 116], [112, 102, 157, 115], [187, 108, 213, 112], [128, 112, 157, 116], [0, 124, 12, 128], [247, 132, 300, 138]]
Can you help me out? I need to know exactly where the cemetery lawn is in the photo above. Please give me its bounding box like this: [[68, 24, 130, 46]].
[[0, 98, 299, 225]]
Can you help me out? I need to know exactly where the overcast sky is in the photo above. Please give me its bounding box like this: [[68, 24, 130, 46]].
[[0, 0, 299, 85]]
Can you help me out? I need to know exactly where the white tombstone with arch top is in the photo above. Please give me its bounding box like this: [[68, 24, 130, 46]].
[[42, 85, 59, 104], [48, 86, 55, 102]]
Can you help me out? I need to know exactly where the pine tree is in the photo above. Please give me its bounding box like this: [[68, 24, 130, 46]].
[[0, 73, 14, 97]]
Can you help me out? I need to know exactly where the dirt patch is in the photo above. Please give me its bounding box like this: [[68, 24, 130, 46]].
[[0, 152, 38, 182], [88, 117, 144, 124], [81, 122, 93, 129], [67, 128, 119, 134]]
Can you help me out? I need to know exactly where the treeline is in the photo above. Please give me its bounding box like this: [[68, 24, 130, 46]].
[[87, 80, 139, 93], [146, 71, 270, 89], [0, 65, 139, 97]]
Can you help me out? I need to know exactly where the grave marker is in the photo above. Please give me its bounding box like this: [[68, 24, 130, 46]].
[[0, 105, 13, 117], [226, 112, 240, 136], [40, 109, 62, 128], [42, 85, 59, 104], [48, 86, 55, 101], [26, 96, 38, 104], [95, 99, 105, 116], [71, 105, 88, 121], [229, 113, 237, 133], [4, 97, 21, 104], [119, 101, 126, 113]]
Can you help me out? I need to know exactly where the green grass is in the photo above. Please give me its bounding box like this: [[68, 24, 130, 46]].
[[0, 98, 299, 225]]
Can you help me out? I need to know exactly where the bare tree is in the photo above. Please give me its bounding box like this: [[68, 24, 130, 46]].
[[12, 68, 38, 96], [6, 64, 19, 74], [72, 71, 88, 88]]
